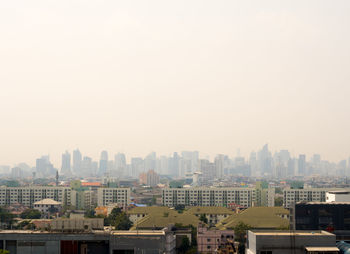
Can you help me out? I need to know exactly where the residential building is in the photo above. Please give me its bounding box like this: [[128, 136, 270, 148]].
[[97, 188, 130, 207], [197, 224, 235, 254], [185, 206, 234, 225], [216, 207, 289, 230], [246, 230, 339, 254], [0, 186, 71, 208], [33, 198, 61, 214], [146, 169, 159, 187], [162, 187, 255, 207], [283, 188, 339, 208]]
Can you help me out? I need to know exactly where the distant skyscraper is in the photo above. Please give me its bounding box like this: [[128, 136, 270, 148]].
[[115, 153, 126, 176], [215, 154, 224, 179], [72, 149, 82, 174], [144, 152, 156, 171], [298, 154, 306, 175], [131, 157, 144, 177], [99, 150, 108, 175], [258, 144, 272, 176], [81, 156, 92, 176], [61, 151, 72, 175], [36, 155, 55, 177]]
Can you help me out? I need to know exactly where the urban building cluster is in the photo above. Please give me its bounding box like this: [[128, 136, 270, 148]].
[[2, 145, 350, 180]]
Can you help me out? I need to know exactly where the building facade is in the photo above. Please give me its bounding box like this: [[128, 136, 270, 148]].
[[0, 186, 71, 208], [290, 202, 350, 240], [162, 187, 255, 207], [283, 188, 339, 208], [246, 230, 339, 254], [97, 188, 131, 207]]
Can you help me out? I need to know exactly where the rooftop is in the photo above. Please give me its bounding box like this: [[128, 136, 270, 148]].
[[33, 199, 61, 205], [305, 247, 339, 251], [250, 230, 334, 236], [216, 207, 289, 230], [185, 206, 234, 215]]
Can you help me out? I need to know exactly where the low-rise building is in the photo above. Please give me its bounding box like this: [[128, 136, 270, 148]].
[[185, 206, 234, 225], [326, 191, 350, 202], [246, 230, 339, 254], [197, 223, 235, 254], [0, 227, 176, 254], [33, 199, 61, 214], [216, 207, 289, 230]]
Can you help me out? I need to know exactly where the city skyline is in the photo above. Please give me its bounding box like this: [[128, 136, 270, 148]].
[[1, 144, 349, 170]]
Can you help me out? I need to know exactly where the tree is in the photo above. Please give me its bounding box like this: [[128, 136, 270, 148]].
[[274, 197, 283, 207], [177, 236, 190, 254], [0, 207, 15, 228], [0, 249, 9, 254], [199, 214, 208, 224], [114, 213, 133, 230], [233, 221, 251, 254], [20, 209, 41, 219], [175, 204, 185, 213]]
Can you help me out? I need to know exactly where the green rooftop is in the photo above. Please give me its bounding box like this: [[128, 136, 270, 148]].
[[216, 207, 289, 230]]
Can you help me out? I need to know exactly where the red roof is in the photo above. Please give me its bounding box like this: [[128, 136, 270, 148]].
[[81, 182, 102, 187]]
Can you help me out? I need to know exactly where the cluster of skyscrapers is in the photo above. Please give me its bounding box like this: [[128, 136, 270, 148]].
[[2, 144, 350, 179]]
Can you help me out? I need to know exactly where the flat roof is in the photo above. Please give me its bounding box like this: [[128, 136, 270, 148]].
[[305, 247, 339, 251], [113, 231, 165, 236], [250, 230, 334, 236], [297, 202, 350, 205]]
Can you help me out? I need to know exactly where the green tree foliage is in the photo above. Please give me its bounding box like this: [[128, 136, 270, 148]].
[[85, 209, 96, 218], [233, 221, 251, 243], [199, 214, 208, 224], [105, 208, 132, 230], [0, 207, 15, 227], [20, 209, 41, 219], [177, 236, 190, 254], [274, 197, 283, 206], [0, 249, 9, 254], [174, 204, 185, 213], [114, 213, 133, 230]]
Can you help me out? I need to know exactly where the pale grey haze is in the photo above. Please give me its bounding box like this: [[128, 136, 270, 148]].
[[0, 0, 350, 166]]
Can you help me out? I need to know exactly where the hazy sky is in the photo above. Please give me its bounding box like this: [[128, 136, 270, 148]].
[[1, 0, 350, 166]]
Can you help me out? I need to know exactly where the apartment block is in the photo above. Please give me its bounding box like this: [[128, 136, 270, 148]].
[[283, 188, 340, 208], [0, 186, 71, 208], [162, 187, 255, 207], [97, 188, 131, 207]]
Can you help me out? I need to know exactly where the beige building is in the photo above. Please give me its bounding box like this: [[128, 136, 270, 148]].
[[162, 187, 255, 207], [33, 198, 61, 214], [97, 188, 131, 207], [283, 188, 340, 208], [0, 186, 71, 208]]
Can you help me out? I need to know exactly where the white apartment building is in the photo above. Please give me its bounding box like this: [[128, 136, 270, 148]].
[[97, 188, 131, 207], [162, 187, 255, 207], [283, 188, 340, 208], [0, 186, 71, 208]]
